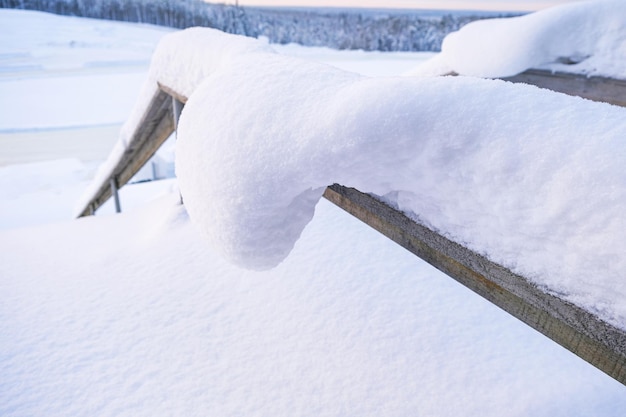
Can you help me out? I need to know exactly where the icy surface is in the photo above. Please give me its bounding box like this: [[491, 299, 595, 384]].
[[0, 9, 168, 73], [408, 0, 626, 78], [0, 74, 148, 131]]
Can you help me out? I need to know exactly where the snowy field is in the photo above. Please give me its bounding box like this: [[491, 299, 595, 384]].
[[1, 8, 625, 417]]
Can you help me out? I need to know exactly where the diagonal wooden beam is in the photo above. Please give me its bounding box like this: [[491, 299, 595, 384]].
[[76, 88, 176, 217], [323, 184, 626, 386], [503, 69, 626, 107]]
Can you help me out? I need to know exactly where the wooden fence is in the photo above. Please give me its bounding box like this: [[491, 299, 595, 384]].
[[504, 69, 626, 107], [75, 69, 626, 386]]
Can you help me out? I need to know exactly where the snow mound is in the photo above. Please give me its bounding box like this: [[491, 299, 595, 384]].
[[150, 27, 274, 100], [77, 26, 626, 326], [171, 29, 626, 329], [408, 0, 626, 78]]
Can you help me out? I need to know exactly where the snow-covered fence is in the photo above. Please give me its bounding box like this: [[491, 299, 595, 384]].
[[75, 68, 626, 386], [74, 87, 176, 216], [323, 184, 626, 386], [75, 25, 626, 386]]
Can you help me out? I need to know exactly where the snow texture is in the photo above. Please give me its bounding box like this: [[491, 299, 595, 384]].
[[0, 9, 172, 131], [4, 194, 626, 417], [73, 27, 432, 216], [73, 30, 259, 215], [3, 11, 626, 416], [408, 0, 626, 78], [139, 28, 626, 330]]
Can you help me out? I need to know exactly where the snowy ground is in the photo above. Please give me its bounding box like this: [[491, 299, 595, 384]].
[[1, 9, 625, 417]]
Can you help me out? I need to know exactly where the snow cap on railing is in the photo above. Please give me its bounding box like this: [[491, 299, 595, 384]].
[[78, 23, 626, 331], [173, 28, 626, 332], [74, 28, 273, 218], [408, 0, 626, 78], [151, 27, 274, 100]]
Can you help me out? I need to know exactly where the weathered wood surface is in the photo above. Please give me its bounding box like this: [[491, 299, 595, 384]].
[[75, 88, 176, 217], [503, 69, 626, 107], [323, 184, 626, 385], [158, 81, 189, 105]]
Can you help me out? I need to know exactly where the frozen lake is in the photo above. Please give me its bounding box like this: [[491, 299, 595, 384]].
[[0, 125, 119, 166]]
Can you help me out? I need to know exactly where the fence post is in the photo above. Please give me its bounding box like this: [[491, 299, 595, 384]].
[[110, 177, 121, 213], [172, 97, 184, 129], [172, 96, 185, 204]]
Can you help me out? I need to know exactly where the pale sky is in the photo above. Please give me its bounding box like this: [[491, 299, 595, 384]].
[[230, 0, 582, 12]]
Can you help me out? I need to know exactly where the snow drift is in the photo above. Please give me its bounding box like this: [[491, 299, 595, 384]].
[[409, 0, 626, 78]]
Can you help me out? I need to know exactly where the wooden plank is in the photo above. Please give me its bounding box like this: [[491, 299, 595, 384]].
[[158, 81, 188, 105], [76, 88, 175, 217], [323, 184, 626, 385], [110, 178, 121, 213], [172, 96, 185, 129], [116, 96, 175, 187], [503, 69, 626, 107]]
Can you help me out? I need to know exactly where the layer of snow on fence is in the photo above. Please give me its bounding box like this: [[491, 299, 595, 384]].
[[160, 29, 626, 328], [409, 0, 626, 78], [73, 28, 271, 216]]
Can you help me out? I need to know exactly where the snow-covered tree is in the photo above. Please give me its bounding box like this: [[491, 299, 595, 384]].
[[0, 0, 514, 51]]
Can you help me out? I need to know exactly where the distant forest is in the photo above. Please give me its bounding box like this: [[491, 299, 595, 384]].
[[0, 0, 515, 51]]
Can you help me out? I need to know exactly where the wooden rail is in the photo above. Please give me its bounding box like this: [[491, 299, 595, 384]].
[[324, 184, 626, 385], [75, 88, 177, 217], [503, 69, 626, 107], [74, 68, 626, 385], [75, 69, 626, 218]]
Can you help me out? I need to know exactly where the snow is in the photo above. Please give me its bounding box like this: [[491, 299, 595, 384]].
[[0, 74, 148, 131], [74, 29, 434, 215], [273, 43, 436, 77], [4, 195, 626, 417], [5, 192, 626, 416], [0, 9, 173, 131], [0, 8, 167, 74], [72, 28, 271, 217], [2, 9, 626, 417], [161, 28, 626, 329], [0, 159, 89, 229], [408, 0, 626, 78]]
